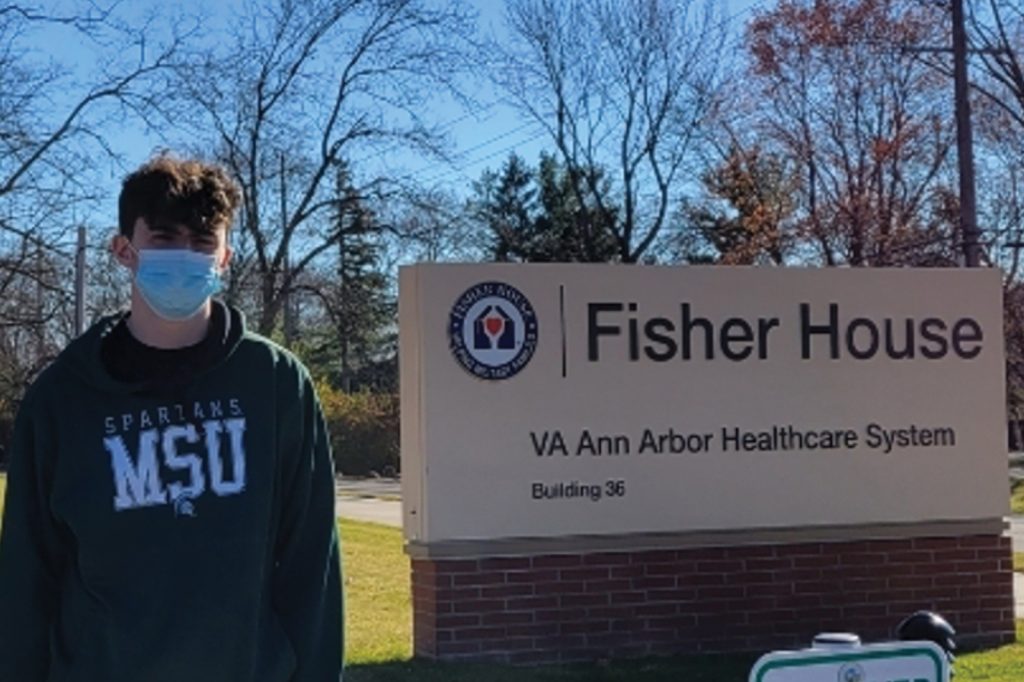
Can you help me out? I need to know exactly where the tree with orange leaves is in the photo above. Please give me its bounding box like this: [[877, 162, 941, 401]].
[[681, 144, 798, 265], [746, 0, 959, 266]]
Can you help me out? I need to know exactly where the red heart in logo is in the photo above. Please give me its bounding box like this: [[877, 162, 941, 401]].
[[485, 317, 503, 336]]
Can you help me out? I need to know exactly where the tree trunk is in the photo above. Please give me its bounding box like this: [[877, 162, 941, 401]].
[[259, 277, 283, 337]]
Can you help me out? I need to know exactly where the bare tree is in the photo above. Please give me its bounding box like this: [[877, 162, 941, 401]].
[[174, 0, 474, 335], [968, 1, 1024, 133], [492, 0, 728, 262], [0, 1, 185, 407], [385, 187, 484, 264], [961, 1, 1024, 275], [958, 2, 1024, 420], [0, 3, 184, 234], [746, 0, 957, 267]]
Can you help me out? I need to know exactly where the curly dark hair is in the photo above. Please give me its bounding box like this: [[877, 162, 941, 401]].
[[118, 154, 242, 238]]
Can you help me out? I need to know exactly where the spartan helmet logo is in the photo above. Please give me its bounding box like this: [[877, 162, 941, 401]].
[[173, 492, 197, 518]]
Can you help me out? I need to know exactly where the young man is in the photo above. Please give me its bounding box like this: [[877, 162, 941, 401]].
[[0, 155, 343, 681]]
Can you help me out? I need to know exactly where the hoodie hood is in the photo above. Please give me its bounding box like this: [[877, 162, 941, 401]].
[[59, 300, 247, 396]]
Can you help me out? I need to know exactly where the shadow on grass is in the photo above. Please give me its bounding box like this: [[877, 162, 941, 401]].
[[344, 654, 759, 682], [345, 628, 1024, 682]]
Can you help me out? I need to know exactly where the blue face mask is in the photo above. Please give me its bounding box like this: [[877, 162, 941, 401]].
[[133, 248, 223, 321]]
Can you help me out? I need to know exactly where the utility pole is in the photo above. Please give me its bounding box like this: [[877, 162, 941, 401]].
[[281, 151, 295, 346], [903, 1, 986, 266], [952, 0, 981, 267], [74, 226, 86, 335]]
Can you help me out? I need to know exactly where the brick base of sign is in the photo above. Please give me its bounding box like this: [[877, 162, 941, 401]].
[[410, 534, 1016, 665]]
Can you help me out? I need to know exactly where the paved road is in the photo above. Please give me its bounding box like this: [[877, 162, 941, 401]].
[[336, 495, 402, 526], [1010, 515, 1023, 621], [335, 477, 402, 526], [1010, 453, 1024, 481], [1016, 574, 1023, 620], [337, 477, 401, 499], [1009, 516, 1023, 551]]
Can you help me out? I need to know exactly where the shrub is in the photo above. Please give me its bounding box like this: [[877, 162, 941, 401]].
[[316, 379, 399, 477]]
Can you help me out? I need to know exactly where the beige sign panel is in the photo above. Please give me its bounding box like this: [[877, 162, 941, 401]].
[[399, 265, 1007, 544]]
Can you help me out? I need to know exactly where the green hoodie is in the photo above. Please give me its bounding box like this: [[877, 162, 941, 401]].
[[0, 305, 343, 681]]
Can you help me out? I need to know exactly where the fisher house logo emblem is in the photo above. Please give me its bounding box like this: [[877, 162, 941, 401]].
[[837, 662, 865, 682], [449, 281, 538, 380]]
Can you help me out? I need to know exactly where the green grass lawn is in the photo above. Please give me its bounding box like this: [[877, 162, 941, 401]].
[[341, 518, 413, 663], [1013, 479, 1024, 514], [956, 621, 1024, 682]]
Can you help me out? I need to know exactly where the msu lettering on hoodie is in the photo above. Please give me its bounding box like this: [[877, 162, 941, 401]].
[[0, 304, 343, 681]]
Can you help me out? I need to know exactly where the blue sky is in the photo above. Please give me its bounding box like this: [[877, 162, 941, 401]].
[[31, 0, 761, 228], [391, 0, 762, 190]]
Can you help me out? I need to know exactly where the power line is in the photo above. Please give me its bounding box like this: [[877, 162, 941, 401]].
[[415, 130, 550, 188]]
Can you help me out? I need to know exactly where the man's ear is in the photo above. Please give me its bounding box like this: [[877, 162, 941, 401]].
[[111, 234, 136, 269], [218, 245, 233, 271]]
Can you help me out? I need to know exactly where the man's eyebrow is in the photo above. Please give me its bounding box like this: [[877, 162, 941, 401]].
[[148, 220, 186, 235], [148, 220, 217, 239]]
